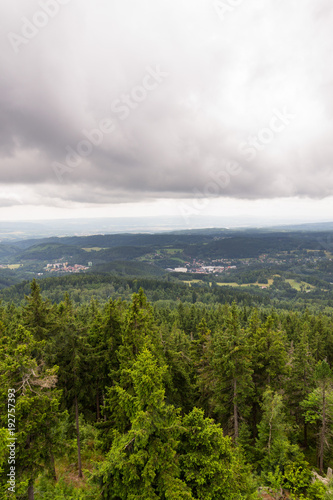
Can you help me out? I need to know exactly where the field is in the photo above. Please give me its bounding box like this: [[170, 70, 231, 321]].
[[285, 279, 315, 291], [164, 248, 183, 254], [182, 278, 316, 291], [216, 281, 273, 288], [82, 247, 105, 252], [183, 280, 273, 288], [182, 280, 205, 286]]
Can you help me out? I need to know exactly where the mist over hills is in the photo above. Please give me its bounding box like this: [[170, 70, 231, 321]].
[[1, 216, 333, 243]]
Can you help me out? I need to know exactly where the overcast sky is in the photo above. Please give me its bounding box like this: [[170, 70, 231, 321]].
[[1, 0, 333, 223]]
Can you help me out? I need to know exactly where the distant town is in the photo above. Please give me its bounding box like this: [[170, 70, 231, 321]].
[[167, 259, 237, 274], [44, 262, 91, 273]]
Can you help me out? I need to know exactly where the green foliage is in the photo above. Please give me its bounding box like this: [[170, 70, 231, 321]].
[[179, 408, 258, 499], [211, 304, 253, 438], [0, 324, 60, 497], [1, 280, 333, 498], [301, 360, 333, 473], [256, 388, 303, 473], [0, 428, 9, 476], [22, 278, 57, 342], [283, 462, 313, 497], [35, 475, 99, 499], [97, 348, 192, 499]]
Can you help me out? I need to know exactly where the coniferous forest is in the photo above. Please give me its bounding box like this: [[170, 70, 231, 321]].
[[1, 279, 333, 499], [2, 0, 333, 496]]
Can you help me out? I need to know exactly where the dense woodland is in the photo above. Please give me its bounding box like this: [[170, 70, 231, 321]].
[[1, 279, 333, 499], [2, 272, 333, 316]]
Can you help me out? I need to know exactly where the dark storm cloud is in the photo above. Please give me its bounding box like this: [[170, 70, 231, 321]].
[[1, 0, 333, 207]]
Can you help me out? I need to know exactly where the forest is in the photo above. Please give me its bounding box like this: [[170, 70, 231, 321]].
[[1, 279, 333, 499]]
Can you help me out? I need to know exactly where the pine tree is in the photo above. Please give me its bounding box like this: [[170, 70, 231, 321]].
[[248, 314, 289, 442], [212, 303, 253, 440], [250, 315, 289, 391], [22, 279, 57, 343], [52, 296, 90, 478], [97, 349, 193, 499], [190, 318, 216, 418], [0, 325, 60, 499], [286, 324, 316, 447], [302, 360, 333, 474], [87, 299, 122, 421], [256, 387, 302, 477], [179, 407, 258, 499], [107, 289, 164, 433], [162, 323, 195, 412]]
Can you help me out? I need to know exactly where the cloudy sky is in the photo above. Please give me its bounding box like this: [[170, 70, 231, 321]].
[[1, 0, 333, 223]]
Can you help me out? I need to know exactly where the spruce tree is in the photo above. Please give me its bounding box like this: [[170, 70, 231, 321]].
[[97, 348, 193, 499], [302, 360, 333, 474], [212, 304, 253, 440], [0, 325, 60, 499]]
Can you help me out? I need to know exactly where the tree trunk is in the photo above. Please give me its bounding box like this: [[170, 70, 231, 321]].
[[28, 480, 34, 500], [50, 451, 57, 481], [75, 394, 83, 478], [252, 396, 258, 440], [319, 386, 326, 474], [233, 378, 239, 441], [303, 371, 308, 448], [268, 402, 274, 454], [96, 386, 100, 421], [303, 420, 308, 448], [103, 391, 107, 421]]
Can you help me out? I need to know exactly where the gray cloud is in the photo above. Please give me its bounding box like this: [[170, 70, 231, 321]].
[[1, 0, 333, 208]]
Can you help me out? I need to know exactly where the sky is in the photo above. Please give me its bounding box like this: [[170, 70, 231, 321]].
[[1, 0, 333, 224]]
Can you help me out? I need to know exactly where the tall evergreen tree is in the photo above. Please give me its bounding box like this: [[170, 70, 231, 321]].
[[212, 304, 253, 440], [52, 296, 90, 478], [179, 408, 258, 499], [255, 386, 304, 497], [0, 325, 60, 499], [286, 324, 316, 446], [302, 360, 333, 474], [98, 349, 193, 499], [22, 279, 57, 343], [87, 298, 122, 421], [107, 289, 164, 433]]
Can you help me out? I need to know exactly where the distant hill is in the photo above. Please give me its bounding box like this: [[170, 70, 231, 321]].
[[18, 243, 86, 261], [0, 244, 20, 262], [91, 261, 166, 277], [7, 228, 333, 261], [11, 233, 212, 251], [266, 221, 333, 232]]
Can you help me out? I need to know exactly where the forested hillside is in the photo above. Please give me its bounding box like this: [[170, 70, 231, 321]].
[[1, 280, 333, 499]]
